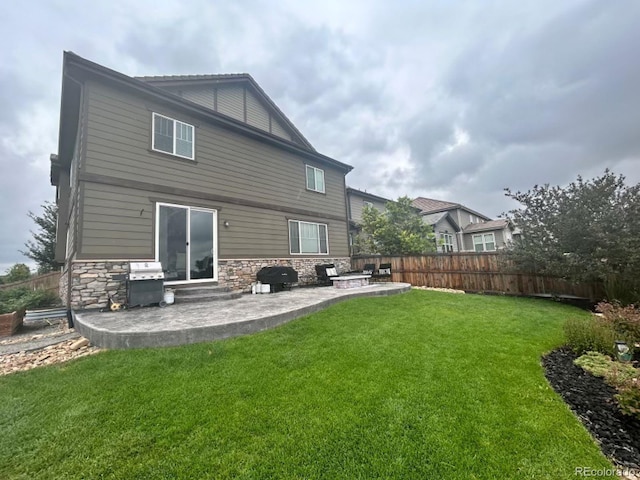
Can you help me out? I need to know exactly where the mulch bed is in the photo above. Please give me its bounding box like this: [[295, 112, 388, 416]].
[[542, 347, 640, 468]]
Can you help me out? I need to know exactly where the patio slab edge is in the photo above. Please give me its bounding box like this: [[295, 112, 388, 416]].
[[74, 283, 411, 349]]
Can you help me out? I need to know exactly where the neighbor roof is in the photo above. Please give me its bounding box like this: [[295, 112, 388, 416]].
[[412, 197, 491, 221], [346, 187, 392, 204], [422, 211, 460, 231], [463, 219, 510, 233], [136, 73, 315, 151]]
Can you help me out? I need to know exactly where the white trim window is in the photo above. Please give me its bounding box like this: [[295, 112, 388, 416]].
[[289, 220, 329, 254], [305, 165, 325, 193], [440, 233, 454, 252], [473, 233, 496, 252], [152, 113, 194, 160]]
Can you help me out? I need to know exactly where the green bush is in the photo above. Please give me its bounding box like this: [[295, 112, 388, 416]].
[[596, 302, 640, 344], [574, 351, 638, 387], [0, 287, 60, 315], [564, 316, 619, 357], [616, 380, 640, 419]]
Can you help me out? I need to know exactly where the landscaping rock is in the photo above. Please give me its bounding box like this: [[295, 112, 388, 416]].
[[543, 347, 640, 470], [0, 337, 101, 375]]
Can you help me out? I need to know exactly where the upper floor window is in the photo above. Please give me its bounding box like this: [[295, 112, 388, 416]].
[[306, 165, 325, 193], [473, 233, 496, 252], [152, 113, 194, 160], [440, 233, 454, 252], [289, 220, 328, 254]]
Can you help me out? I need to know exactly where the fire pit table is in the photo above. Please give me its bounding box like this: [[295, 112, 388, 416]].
[[331, 275, 371, 289]]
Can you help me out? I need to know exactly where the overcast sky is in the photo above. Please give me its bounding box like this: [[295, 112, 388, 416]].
[[1, 0, 639, 273]]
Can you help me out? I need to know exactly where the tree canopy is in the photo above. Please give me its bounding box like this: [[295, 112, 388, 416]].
[[21, 201, 58, 274], [354, 196, 436, 255], [503, 170, 640, 303], [3, 263, 31, 284]]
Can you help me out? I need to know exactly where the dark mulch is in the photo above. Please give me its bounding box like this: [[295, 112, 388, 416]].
[[542, 347, 640, 468]]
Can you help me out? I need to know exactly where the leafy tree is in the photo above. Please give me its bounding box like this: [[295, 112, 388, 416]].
[[355, 196, 436, 255], [4, 263, 31, 283], [503, 170, 640, 303], [21, 201, 58, 274]]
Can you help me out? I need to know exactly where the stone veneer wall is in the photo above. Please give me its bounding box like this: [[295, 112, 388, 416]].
[[64, 257, 351, 309], [68, 261, 129, 310], [59, 267, 70, 307], [218, 257, 351, 292]]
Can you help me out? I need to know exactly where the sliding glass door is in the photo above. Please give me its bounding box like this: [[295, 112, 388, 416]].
[[156, 203, 217, 283]]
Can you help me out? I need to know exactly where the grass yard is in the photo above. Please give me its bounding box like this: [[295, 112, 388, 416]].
[[0, 290, 614, 479]]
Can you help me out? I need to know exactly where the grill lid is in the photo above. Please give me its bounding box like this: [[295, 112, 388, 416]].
[[129, 262, 165, 280], [256, 266, 298, 284]]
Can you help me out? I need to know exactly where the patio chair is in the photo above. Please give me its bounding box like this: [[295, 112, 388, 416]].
[[315, 263, 339, 286], [362, 263, 376, 275], [372, 263, 392, 282]]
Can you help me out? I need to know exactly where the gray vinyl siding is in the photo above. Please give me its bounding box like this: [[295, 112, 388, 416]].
[[434, 217, 460, 252], [216, 85, 244, 122], [180, 86, 215, 110], [463, 229, 506, 251], [78, 182, 348, 259], [270, 117, 291, 141], [348, 193, 386, 224], [78, 80, 349, 259], [245, 89, 270, 131]]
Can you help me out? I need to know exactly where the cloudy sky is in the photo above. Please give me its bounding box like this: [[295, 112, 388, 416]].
[[1, 0, 639, 272]]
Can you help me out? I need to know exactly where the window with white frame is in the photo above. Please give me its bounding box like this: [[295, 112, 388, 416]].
[[152, 113, 194, 160], [289, 220, 328, 254], [305, 165, 325, 193], [440, 233, 454, 252], [473, 233, 496, 252]]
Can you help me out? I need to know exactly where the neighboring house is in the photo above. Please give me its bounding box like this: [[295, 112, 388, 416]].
[[51, 52, 352, 309], [412, 197, 514, 252], [346, 187, 390, 254]]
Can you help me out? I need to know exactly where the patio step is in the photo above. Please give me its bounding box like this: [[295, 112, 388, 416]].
[[172, 286, 242, 304]]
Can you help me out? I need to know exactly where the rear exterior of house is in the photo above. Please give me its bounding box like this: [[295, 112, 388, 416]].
[[51, 52, 352, 309]]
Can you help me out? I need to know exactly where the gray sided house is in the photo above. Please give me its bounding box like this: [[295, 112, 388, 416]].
[[412, 197, 513, 252], [346, 187, 390, 255], [51, 52, 352, 309]]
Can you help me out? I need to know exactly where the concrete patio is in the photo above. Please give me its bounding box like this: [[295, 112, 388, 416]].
[[74, 282, 411, 349]]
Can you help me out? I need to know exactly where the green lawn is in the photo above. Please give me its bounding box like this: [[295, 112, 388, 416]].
[[0, 290, 614, 479]]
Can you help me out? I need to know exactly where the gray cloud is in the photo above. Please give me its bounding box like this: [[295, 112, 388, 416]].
[[1, 0, 639, 267]]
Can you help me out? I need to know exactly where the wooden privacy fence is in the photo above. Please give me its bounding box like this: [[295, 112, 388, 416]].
[[0, 271, 61, 295], [352, 253, 604, 300]]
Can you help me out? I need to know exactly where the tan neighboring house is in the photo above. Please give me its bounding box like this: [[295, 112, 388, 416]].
[[51, 52, 352, 309], [412, 197, 514, 252]]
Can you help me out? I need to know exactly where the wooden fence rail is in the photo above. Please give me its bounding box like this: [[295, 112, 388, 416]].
[[0, 271, 61, 295], [352, 253, 604, 300]]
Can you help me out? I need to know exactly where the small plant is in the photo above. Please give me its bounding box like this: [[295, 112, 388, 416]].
[[574, 351, 612, 378], [564, 316, 618, 357], [574, 351, 640, 420], [615, 379, 640, 419]]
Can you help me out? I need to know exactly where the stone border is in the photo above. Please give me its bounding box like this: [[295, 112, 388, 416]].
[[74, 283, 411, 349]]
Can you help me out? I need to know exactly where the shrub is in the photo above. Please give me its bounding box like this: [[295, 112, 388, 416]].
[[616, 379, 640, 419], [564, 317, 618, 357], [574, 351, 640, 420], [596, 302, 640, 344], [0, 288, 60, 315]]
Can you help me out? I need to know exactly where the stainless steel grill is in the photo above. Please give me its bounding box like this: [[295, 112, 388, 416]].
[[128, 262, 166, 307], [129, 262, 165, 281]]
